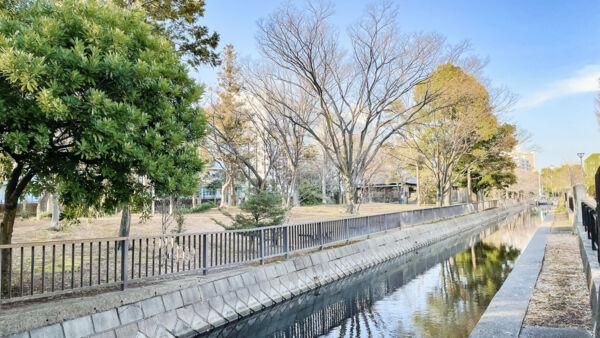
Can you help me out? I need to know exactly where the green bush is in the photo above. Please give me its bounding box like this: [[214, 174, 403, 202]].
[[186, 202, 216, 213], [299, 183, 322, 206], [226, 191, 286, 229]]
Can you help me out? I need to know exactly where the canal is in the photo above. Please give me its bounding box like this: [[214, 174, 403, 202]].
[[200, 208, 545, 338]]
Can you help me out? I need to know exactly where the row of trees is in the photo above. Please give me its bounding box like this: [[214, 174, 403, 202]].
[[205, 2, 518, 212], [0, 0, 521, 247]]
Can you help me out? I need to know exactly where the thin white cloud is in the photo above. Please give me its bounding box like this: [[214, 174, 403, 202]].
[[518, 64, 600, 110]]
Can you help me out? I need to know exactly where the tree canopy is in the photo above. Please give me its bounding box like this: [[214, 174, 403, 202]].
[[0, 0, 207, 246], [114, 0, 220, 68], [405, 64, 500, 204]]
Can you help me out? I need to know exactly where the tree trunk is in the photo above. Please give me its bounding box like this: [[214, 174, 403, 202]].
[[466, 168, 472, 203], [288, 168, 300, 208], [50, 193, 60, 228], [119, 204, 131, 237], [36, 192, 48, 220], [192, 195, 197, 208], [416, 164, 421, 205], [169, 196, 174, 215], [36, 199, 42, 220], [0, 165, 34, 295], [437, 180, 444, 206], [231, 175, 237, 207], [21, 198, 27, 217], [341, 176, 358, 213], [220, 175, 231, 208], [321, 153, 327, 204], [1, 199, 17, 297]]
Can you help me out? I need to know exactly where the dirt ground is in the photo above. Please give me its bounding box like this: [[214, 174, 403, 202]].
[[9, 203, 429, 243], [523, 231, 592, 330]]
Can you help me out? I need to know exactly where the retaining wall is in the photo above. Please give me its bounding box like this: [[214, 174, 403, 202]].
[[576, 221, 600, 337], [1, 204, 525, 338]]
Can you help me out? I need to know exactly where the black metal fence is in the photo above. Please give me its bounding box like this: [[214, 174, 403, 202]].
[[0, 201, 499, 302], [581, 199, 600, 263]]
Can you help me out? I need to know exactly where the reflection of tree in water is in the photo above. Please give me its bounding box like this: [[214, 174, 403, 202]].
[[412, 242, 520, 338], [332, 280, 390, 337]]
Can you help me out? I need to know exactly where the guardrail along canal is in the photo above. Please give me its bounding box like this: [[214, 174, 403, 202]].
[[199, 208, 542, 338]]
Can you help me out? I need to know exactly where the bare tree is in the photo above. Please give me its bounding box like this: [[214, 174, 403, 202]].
[[244, 65, 318, 207], [256, 1, 446, 213]]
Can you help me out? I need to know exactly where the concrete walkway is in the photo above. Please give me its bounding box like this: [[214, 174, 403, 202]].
[[471, 214, 593, 338], [522, 221, 592, 337]]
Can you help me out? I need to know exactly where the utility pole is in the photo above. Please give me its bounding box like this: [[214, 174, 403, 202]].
[[577, 152, 585, 183]]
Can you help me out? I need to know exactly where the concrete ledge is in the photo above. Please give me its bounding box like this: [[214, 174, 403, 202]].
[[469, 226, 550, 338], [576, 222, 600, 337], [520, 325, 591, 338], [1, 205, 526, 338]]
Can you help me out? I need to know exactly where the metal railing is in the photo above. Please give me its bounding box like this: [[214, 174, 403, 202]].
[[0, 200, 500, 301], [581, 198, 600, 263]]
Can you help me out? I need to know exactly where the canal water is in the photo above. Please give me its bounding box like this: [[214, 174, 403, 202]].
[[200, 208, 546, 338]]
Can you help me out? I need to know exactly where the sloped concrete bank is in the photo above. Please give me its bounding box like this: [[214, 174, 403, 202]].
[[200, 208, 523, 337], [1, 204, 525, 338]]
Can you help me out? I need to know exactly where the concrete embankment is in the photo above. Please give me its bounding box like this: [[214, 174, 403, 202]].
[[0, 204, 525, 338]]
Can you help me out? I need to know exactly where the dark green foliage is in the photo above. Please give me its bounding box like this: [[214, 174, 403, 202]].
[[0, 0, 206, 241], [227, 191, 287, 229], [205, 179, 222, 190], [113, 0, 220, 68], [299, 182, 322, 206], [459, 123, 518, 194], [186, 202, 215, 213]]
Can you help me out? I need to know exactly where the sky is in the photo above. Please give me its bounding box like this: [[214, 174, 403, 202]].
[[194, 0, 600, 169]]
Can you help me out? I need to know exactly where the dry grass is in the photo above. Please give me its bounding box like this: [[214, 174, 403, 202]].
[[523, 232, 592, 330], [9, 203, 430, 243]]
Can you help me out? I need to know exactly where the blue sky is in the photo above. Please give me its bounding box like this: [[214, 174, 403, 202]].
[[194, 0, 600, 169]]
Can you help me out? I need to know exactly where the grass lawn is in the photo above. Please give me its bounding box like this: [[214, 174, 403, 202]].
[[8, 203, 431, 243]]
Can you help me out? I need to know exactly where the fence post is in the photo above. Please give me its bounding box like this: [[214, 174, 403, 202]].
[[284, 226, 290, 259], [595, 168, 600, 262], [384, 214, 388, 232], [202, 234, 208, 275], [259, 229, 265, 265], [0, 248, 3, 299], [345, 219, 350, 242], [319, 222, 324, 249], [120, 238, 129, 291]]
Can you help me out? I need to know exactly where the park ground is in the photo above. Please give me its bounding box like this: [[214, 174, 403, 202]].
[[8, 203, 429, 243]]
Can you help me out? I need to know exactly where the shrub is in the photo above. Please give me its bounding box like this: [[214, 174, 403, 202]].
[[299, 183, 322, 206], [186, 202, 216, 213], [225, 191, 287, 229]]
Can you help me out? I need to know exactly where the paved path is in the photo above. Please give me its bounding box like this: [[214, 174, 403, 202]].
[[521, 216, 592, 337]]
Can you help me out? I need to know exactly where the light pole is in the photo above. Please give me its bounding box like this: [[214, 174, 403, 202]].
[[577, 152, 585, 183]]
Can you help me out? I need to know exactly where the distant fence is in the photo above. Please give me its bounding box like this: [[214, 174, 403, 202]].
[[0, 200, 501, 302]]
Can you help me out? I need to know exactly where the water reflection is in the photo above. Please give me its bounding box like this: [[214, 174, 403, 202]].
[[200, 210, 538, 338], [408, 243, 520, 337]]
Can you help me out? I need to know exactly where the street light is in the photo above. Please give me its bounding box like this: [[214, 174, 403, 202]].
[[577, 152, 585, 182]]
